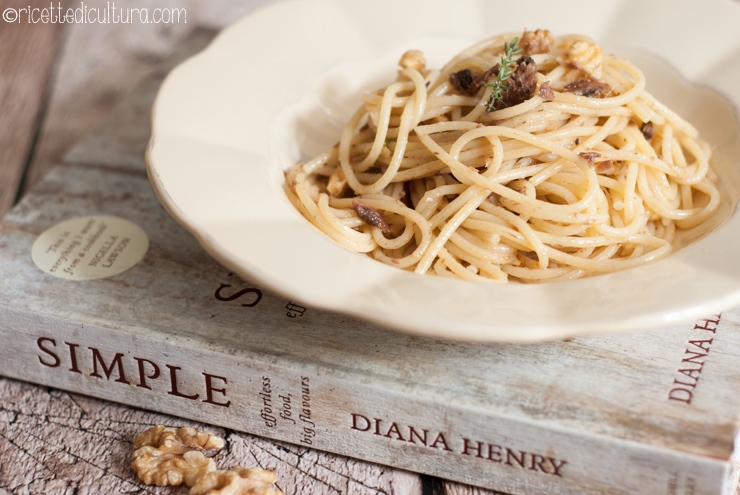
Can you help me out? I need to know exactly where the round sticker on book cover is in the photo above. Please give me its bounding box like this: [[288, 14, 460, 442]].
[[32, 215, 149, 280]]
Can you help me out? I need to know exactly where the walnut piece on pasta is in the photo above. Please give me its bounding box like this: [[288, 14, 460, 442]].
[[520, 29, 553, 55], [560, 38, 604, 76], [398, 49, 426, 71], [189, 466, 285, 495]]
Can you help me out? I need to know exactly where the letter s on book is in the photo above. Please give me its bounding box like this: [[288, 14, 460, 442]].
[[37, 337, 61, 367], [214, 283, 262, 307]]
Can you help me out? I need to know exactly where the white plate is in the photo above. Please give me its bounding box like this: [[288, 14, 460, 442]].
[[147, 0, 740, 342]]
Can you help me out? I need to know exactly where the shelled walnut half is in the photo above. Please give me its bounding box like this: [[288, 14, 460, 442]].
[[190, 466, 285, 495], [131, 425, 225, 487], [131, 425, 285, 495]]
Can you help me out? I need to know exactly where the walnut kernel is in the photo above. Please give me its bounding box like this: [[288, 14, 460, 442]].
[[133, 448, 216, 486], [134, 425, 225, 453], [190, 466, 285, 495], [520, 29, 553, 55], [558, 38, 603, 77], [398, 49, 426, 71], [132, 425, 225, 487]]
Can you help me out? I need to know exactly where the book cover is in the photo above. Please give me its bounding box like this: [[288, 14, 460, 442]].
[[1, 162, 739, 495]]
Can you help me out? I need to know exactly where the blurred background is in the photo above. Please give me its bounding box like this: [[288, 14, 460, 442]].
[[0, 0, 271, 216]]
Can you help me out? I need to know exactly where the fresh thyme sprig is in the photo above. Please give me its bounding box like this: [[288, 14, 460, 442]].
[[484, 37, 522, 112]]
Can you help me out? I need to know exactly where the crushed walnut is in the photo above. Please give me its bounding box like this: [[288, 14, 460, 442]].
[[451, 55, 539, 110], [190, 466, 285, 495], [398, 49, 426, 71], [449, 66, 497, 96], [132, 449, 217, 487], [561, 39, 604, 76], [520, 29, 553, 55], [131, 425, 225, 487], [132, 426, 284, 495], [134, 425, 226, 453], [641, 121, 655, 141], [578, 151, 602, 163], [498, 56, 539, 108]]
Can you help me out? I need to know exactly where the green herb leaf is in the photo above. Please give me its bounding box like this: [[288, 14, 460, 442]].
[[484, 37, 522, 112]]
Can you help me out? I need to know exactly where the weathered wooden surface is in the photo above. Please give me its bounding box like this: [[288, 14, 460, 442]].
[[63, 26, 216, 171], [17, 0, 266, 197], [0, 0, 68, 214]]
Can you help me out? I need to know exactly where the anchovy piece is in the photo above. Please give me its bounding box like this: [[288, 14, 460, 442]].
[[352, 199, 391, 235]]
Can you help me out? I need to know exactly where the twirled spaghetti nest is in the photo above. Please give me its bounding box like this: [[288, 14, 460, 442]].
[[285, 30, 719, 283]]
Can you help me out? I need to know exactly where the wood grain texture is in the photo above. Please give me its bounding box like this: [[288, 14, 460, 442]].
[[0, 0, 69, 216], [63, 27, 217, 170], [21, 0, 266, 194]]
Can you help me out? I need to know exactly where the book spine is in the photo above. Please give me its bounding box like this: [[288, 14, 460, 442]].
[[0, 304, 728, 495]]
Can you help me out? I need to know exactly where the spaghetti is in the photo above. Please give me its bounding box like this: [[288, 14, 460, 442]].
[[285, 30, 719, 283]]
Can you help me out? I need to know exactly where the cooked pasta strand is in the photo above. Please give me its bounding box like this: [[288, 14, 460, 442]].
[[285, 30, 719, 283]]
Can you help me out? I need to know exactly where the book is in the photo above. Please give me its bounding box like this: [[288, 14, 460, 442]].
[[2, 161, 740, 495]]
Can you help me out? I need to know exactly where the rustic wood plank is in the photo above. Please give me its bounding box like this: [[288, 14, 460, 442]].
[[19, 13, 190, 194], [20, 0, 266, 194], [63, 27, 218, 170], [0, 0, 69, 216], [432, 479, 512, 495]]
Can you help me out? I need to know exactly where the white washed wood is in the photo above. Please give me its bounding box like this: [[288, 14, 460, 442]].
[[0, 164, 739, 495], [23, 0, 268, 193], [62, 27, 218, 171]]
